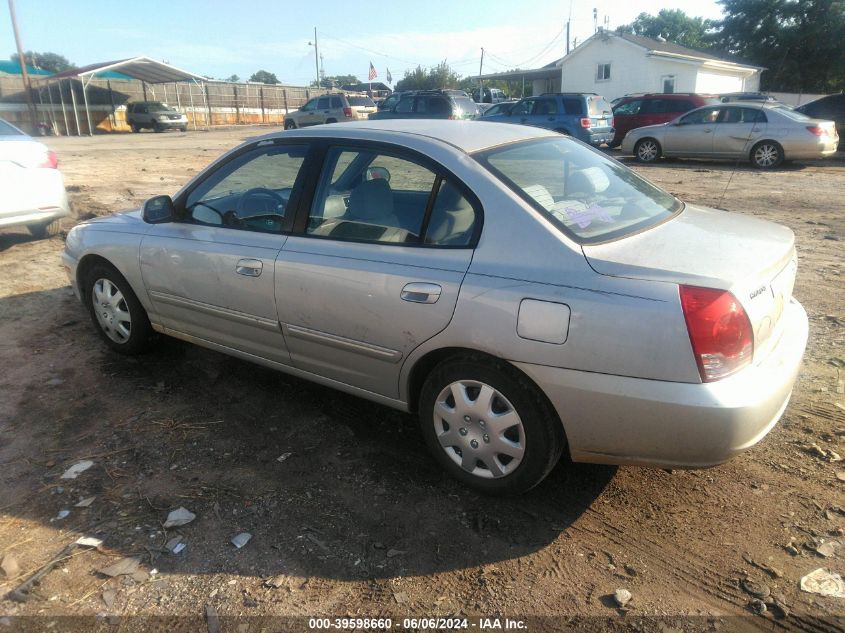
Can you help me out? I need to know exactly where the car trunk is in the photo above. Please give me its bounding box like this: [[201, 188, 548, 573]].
[[581, 204, 797, 363]]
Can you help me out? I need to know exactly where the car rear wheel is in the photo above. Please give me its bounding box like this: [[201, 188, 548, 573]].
[[85, 263, 155, 355], [325, 118, 337, 124], [153, 122, 163, 133], [750, 141, 783, 169], [28, 219, 61, 239], [634, 138, 661, 163], [419, 356, 565, 495]]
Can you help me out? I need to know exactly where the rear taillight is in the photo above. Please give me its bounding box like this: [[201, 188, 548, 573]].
[[679, 285, 753, 382], [343, 107, 353, 117], [40, 150, 58, 169], [806, 126, 826, 136], [610, 116, 615, 128], [580, 118, 592, 128]]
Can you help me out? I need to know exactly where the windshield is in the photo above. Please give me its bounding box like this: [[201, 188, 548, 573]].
[[0, 120, 24, 135], [476, 138, 682, 243], [147, 103, 173, 112], [348, 96, 375, 106]]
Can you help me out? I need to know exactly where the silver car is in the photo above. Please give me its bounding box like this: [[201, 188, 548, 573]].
[[63, 120, 808, 494], [623, 101, 839, 168], [284, 93, 376, 129]]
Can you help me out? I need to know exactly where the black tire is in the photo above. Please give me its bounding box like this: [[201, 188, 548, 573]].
[[325, 118, 337, 124], [634, 138, 661, 163], [554, 128, 571, 136], [129, 123, 139, 133], [85, 263, 155, 355], [153, 122, 163, 133], [607, 140, 621, 149], [284, 119, 296, 130], [419, 355, 565, 495], [28, 219, 61, 239], [180, 127, 187, 133], [750, 140, 783, 169]]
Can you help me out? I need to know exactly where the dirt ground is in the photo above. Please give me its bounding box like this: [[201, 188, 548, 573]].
[[0, 127, 843, 632]]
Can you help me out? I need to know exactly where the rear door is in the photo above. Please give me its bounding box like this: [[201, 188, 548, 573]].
[[712, 106, 768, 157], [140, 142, 309, 364], [275, 143, 480, 398], [663, 106, 720, 155], [611, 99, 643, 143]]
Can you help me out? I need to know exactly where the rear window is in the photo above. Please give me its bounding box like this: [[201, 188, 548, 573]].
[[588, 97, 613, 116], [476, 137, 681, 243], [0, 120, 24, 135], [453, 97, 480, 114], [348, 96, 375, 106], [774, 106, 811, 121]]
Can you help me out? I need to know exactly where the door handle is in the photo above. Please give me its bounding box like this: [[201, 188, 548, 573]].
[[401, 282, 442, 304], [236, 258, 263, 277]]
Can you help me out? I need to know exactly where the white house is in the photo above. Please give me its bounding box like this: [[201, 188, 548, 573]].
[[557, 31, 763, 101], [477, 31, 764, 101]]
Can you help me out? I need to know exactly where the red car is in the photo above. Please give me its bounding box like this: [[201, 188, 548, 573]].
[[610, 93, 721, 148]]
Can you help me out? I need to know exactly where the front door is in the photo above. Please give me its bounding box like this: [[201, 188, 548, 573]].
[[140, 142, 309, 364], [275, 144, 480, 398], [664, 106, 721, 155]]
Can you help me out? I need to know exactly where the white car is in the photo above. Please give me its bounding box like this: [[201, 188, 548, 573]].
[[0, 119, 70, 238]]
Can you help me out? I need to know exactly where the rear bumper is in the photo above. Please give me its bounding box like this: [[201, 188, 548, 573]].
[[0, 202, 70, 229], [585, 129, 614, 146], [515, 297, 808, 468]]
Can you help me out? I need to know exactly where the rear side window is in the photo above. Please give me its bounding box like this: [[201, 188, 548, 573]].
[[423, 97, 450, 114], [453, 97, 479, 114], [425, 180, 477, 246], [395, 97, 414, 113], [331, 96, 343, 109], [317, 97, 330, 109], [563, 98, 583, 115]]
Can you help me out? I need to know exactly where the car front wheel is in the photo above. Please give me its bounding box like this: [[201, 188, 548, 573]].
[[284, 120, 296, 130], [85, 264, 155, 355], [634, 138, 661, 163], [419, 356, 565, 495]]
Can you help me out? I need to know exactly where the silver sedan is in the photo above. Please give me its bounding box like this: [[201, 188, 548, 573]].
[[622, 101, 839, 168], [63, 120, 808, 494]]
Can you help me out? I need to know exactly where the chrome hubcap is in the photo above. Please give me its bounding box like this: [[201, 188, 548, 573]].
[[755, 144, 777, 166], [433, 380, 525, 479], [638, 141, 657, 161], [92, 278, 131, 344]]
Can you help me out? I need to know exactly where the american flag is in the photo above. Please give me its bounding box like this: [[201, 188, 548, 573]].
[[386, 68, 392, 83], [368, 62, 377, 81]]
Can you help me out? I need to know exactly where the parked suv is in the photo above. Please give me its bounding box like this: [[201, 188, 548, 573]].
[[482, 93, 614, 146], [125, 102, 187, 133], [368, 90, 480, 120], [795, 93, 845, 150], [610, 93, 720, 147], [284, 93, 376, 129]]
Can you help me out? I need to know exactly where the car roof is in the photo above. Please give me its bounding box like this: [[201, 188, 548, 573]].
[[263, 120, 556, 154]]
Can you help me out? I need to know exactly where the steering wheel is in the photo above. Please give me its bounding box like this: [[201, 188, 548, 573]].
[[236, 187, 286, 217]]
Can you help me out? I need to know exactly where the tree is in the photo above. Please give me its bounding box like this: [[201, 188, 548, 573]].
[[10, 51, 73, 73], [395, 61, 461, 91], [715, 0, 845, 92], [225, 74, 240, 83], [248, 70, 280, 84], [616, 9, 716, 50]]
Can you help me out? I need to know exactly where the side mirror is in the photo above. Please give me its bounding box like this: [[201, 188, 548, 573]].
[[142, 195, 175, 224]]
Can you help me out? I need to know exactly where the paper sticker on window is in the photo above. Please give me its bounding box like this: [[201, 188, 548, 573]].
[[562, 203, 613, 229]]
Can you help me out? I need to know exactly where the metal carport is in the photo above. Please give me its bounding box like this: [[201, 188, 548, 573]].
[[37, 56, 208, 136]]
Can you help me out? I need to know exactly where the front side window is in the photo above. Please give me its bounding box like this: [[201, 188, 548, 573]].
[[510, 99, 535, 116], [680, 107, 721, 125], [613, 100, 642, 116], [535, 98, 558, 115], [300, 99, 317, 112], [185, 145, 307, 233], [477, 138, 680, 243], [596, 63, 611, 81], [395, 97, 414, 113], [307, 147, 477, 246]]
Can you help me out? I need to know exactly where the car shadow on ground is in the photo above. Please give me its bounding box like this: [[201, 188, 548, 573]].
[[0, 288, 618, 586], [607, 152, 826, 173]]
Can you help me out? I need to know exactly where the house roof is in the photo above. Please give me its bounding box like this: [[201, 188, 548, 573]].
[[614, 32, 762, 69], [0, 59, 52, 76]]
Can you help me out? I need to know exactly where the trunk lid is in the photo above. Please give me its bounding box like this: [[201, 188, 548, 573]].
[[582, 204, 797, 360]]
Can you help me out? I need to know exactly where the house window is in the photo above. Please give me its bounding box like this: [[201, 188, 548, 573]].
[[596, 63, 611, 81], [662, 75, 675, 93]]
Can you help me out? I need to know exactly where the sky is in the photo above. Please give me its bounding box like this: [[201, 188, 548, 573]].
[[2, 0, 724, 86]]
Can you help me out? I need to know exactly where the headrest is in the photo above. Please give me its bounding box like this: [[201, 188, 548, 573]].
[[346, 178, 394, 222]]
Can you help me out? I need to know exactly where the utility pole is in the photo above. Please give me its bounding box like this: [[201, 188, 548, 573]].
[[566, 21, 570, 55], [8, 0, 37, 131], [478, 47, 485, 101], [308, 27, 320, 89]]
